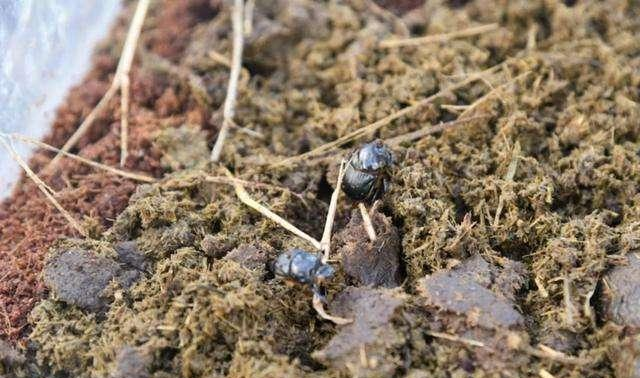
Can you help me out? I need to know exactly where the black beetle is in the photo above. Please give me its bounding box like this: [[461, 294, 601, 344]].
[[273, 249, 335, 296], [341, 140, 394, 203]]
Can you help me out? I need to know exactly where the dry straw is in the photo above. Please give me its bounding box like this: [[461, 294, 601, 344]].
[[0, 136, 87, 237], [210, 0, 245, 162], [47, 0, 151, 170]]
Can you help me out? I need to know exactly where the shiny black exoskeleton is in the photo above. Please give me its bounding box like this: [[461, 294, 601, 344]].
[[342, 140, 394, 203], [273, 249, 335, 296]]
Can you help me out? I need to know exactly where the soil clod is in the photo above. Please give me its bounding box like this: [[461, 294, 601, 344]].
[[418, 255, 524, 330], [43, 248, 142, 312], [336, 208, 402, 287], [601, 254, 640, 329], [313, 286, 406, 377], [115, 240, 148, 272], [224, 242, 273, 272], [452, 254, 527, 301], [201, 233, 236, 259], [111, 346, 151, 378]]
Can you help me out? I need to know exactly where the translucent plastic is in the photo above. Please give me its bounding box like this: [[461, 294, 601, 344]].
[[0, 0, 120, 198]]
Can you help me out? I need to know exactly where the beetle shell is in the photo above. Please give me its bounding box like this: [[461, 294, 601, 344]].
[[273, 249, 335, 287], [342, 140, 394, 202]]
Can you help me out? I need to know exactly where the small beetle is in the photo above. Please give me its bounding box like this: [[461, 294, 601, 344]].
[[342, 140, 394, 203], [273, 249, 335, 296]]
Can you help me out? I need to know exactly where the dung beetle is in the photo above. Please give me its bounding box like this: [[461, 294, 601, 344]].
[[342, 140, 394, 203], [273, 249, 335, 297]]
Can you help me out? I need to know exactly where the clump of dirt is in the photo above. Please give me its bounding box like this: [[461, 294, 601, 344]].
[[418, 255, 525, 329], [314, 287, 407, 377], [3, 0, 640, 376], [110, 346, 152, 378], [335, 207, 403, 287], [43, 243, 143, 313], [406, 256, 534, 376], [114, 240, 149, 271], [450, 253, 526, 301], [224, 243, 273, 272], [600, 253, 640, 329]]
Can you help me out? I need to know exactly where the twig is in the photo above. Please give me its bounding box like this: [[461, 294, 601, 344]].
[[204, 175, 306, 204], [584, 284, 597, 325], [47, 85, 118, 171], [243, 0, 255, 36], [563, 276, 576, 328], [458, 71, 531, 119], [425, 330, 486, 348], [534, 276, 549, 298], [504, 142, 520, 181], [427, 328, 589, 365], [272, 64, 501, 167], [359, 203, 376, 242], [216, 117, 263, 139], [312, 293, 352, 325], [0, 137, 86, 237], [208, 49, 232, 66], [359, 344, 369, 368], [120, 75, 131, 167], [387, 115, 490, 146], [527, 24, 539, 51], [5, 133, 155, 183], [114, 0, 151, 168], [224, 169, 322, 250], [320, 160, 346, 262], [211, 0, 245, 162], [380, 23, 499, 48], [525, 344, 589, 365], [207, 50, 250, 81], [116, 0, 151, 87], [47, 0, 151, 171], [494, 141, 520, 226], [286, 116, 490, 168], [539, 369, 555, 378], [440, 104, 469, 113]]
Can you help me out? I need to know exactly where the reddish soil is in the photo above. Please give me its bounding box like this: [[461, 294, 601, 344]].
[[0, 0, 421, 345], [0, 0, 218, 342]]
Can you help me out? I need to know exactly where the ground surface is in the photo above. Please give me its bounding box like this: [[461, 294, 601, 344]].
[[2, 0, 640, 377]]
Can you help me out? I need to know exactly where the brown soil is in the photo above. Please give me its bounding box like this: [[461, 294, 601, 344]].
[[3, 0, 640, 377]]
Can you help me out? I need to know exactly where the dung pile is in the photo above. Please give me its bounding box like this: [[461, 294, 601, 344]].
[[5, 0, 640, 377]]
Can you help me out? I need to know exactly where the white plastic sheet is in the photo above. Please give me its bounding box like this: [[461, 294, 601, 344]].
[[0, 0, 120, 198]]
